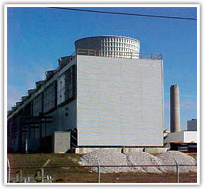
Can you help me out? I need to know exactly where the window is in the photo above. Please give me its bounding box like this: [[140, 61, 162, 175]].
[[65, 65, 76, 101], [33, 93, 43, 116], [44, 81, 57, 113]]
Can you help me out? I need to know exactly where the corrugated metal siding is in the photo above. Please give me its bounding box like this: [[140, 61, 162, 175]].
[[77, 55, 163, 146]]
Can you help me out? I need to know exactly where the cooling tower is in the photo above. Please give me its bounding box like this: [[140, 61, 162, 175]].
[[75, 36, 140, 58], [170, 85, 181, 133]]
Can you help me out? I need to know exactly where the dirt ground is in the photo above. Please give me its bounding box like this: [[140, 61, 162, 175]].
[[53, 171, 197, 183], [7, 153, 197, 183]]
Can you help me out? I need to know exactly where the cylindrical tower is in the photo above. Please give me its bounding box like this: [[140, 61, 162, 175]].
[[75, 36, 140, 58], [170, 85, 181, 133]]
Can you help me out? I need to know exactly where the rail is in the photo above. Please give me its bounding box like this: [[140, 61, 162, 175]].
[[76, 48, 162, 60]]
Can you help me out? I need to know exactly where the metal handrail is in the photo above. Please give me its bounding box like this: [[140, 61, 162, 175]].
[[76, 48, 162, 60]]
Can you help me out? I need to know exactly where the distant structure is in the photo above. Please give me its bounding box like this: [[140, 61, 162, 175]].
[[170, 85, 181, 133], [164, 85, 197, 152], [7, 35, 164, 154], [187, 119, 197, 131]]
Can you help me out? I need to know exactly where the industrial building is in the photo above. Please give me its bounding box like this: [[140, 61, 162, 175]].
[[7, 36, 164, 153], [187, 119, 197, 131], [164, 85, 197, 152]]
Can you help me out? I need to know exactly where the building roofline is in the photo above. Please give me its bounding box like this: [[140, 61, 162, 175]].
[[75, 35, 140, 44]]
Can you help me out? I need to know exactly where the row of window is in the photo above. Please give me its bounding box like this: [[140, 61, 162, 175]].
[[32, 65, 76, 116], [44, 81, 57, 113], [33, 94, 43, 116]]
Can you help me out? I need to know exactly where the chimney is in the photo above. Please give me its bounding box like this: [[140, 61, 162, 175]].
[[170, 85, 181, 132]]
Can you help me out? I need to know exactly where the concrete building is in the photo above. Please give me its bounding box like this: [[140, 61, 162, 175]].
[[164, 130, 197, 144], [187, 119, 197, 131], [7, 36, 164, 153], [164, 129, 197, 152], [164, 85, 197, 152]]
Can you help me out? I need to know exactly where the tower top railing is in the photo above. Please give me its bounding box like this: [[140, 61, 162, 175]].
[[76, 48, 162, 60]]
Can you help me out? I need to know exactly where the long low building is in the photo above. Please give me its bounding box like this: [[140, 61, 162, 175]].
[[164, 131, 197, 143], [7, 36, 164, 153], [164, 119, 197, 152]]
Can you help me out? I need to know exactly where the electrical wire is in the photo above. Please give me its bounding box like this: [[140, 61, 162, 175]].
[[48, 7, 197, 21]]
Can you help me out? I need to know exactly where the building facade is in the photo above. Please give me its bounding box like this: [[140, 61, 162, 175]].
[[187, 119, 197, 131], [7, 36, 163, 153]]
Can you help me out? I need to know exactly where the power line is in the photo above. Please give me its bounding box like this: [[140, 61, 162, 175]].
[[48, 7, 197, 21]]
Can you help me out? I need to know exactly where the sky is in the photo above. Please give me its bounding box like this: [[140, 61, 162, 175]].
[[7, 6, 197, 130]]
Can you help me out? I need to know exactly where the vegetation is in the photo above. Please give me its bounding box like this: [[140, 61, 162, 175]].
[[7, 153, 197, 183]]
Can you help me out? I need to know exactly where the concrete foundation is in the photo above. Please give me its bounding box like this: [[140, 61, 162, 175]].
[[75, 147, 122, 154], [74, 147, 167, 154], [144, 148, 168, 154], [122, 148, 144, 154]]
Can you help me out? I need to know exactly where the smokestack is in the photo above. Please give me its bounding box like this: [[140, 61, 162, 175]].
[[170, 85, 181, 132]]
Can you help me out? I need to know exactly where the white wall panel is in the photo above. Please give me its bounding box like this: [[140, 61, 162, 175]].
[[184, 131, 197, 143], [77, 55, 163, 146]]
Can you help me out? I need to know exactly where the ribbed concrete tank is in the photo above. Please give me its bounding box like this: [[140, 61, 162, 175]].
[[170, 85, 181, 133], [75, 36, 140, 58]]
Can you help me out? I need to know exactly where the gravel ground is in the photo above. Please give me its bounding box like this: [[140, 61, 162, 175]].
[[156, 151, 197, 172], [81, 149, 197, 173], [127, 152, 166, 173], [80, 149, 130, 173]]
